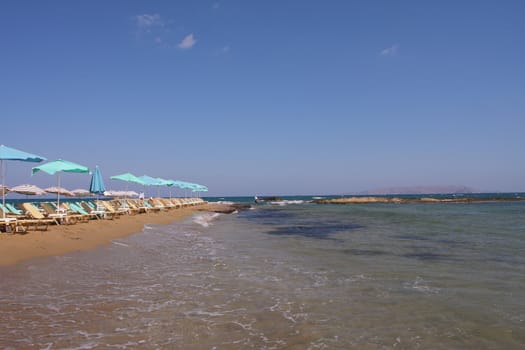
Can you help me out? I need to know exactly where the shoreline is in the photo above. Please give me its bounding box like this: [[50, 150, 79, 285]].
[[0, 203, 227, 267], [312, 196, 525, 204]]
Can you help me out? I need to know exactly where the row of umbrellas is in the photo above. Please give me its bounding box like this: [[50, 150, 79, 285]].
[[0, 144, 208, 220], [0, 184, 90, 197]]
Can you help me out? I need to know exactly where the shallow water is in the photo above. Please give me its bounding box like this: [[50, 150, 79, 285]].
[[0, 201, 524, 349]]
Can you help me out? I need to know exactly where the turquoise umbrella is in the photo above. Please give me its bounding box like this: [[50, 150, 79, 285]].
[[0, 145, 46, 220], [32, 159, 90, 210], [157, 178, 176, 198], [110, 172, 145, 185], [89, 166, 106, 198], [138, 175, 163, 197], [110, 172, 145, 196]]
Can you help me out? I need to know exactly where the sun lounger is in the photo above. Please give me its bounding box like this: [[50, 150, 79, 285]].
[[148, 198, 167, 211], [168, 198, 183, 208], [80, 201, 114, 220], [125, 199, 148, 214], [63, 202, 95, 222], [20, 203, 57, 227], [142, 200, 161, 212], [0, 217, 19, 233], [6, 203, 24, 215], [39, 202, 78, 225], [98, 201, 126, 217], [158, 198, 176, 209]]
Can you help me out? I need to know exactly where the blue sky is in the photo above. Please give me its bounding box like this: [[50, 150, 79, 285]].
[[1, 1, 524, 196]]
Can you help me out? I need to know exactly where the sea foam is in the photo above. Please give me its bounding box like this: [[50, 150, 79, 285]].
[[192, 213, 221, 227]]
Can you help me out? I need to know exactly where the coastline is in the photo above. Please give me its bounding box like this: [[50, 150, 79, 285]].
[[0, 203, 225, 267], [312, 196, 525, 204]]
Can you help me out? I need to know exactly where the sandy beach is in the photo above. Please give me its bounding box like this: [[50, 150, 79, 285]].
[[0, 203, 224, 267]]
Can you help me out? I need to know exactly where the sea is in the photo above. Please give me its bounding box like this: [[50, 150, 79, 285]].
[[1, 194, 524, 349]]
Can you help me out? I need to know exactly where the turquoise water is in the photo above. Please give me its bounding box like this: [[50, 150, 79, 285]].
[[0, 198, 524, 349]]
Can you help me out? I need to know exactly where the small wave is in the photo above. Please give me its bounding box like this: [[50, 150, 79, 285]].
[[270, 200, 305, 206], [403, 277, 439, 294], [193, 213, 221, 227], [112, 241, 130, 247]]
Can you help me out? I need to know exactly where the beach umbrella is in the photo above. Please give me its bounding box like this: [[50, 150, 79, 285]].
[[103, 190, 139, 198], [153, 177, 174, 197], [32, 159, 90, 210], [0, 186, 10, 195], [110, 172, 144, 184], [72, 189, 91, 197], [103, 190, 120, 197], [110, 172, 145, 197], [162, 179, 178, 199], [89, 166, 106, 199], [138, 175, 164, 197], [124, 191, 139, 197], [0, 145, 46, 220], [10, 184, 45, 196], [45, 186, 75, 197]]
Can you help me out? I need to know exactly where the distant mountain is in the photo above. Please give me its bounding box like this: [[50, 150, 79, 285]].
[[358, 185, 476, 195]]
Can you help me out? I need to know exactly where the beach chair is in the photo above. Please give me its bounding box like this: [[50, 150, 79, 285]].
[[0, 203, 11, 216], [108, 200, 134, 215], [98, 201, 125, 217], [159, 198, 175, 209], [6, 203, 24, 215], [168, 198, 182, 208], [80, 201, 114, 220], [40, 202, 78, 225], [125, 199, 148, 214], [20, 203, 57, 228], [142, 200, 161, 212], [148, 198, 167, 211], [64, 202, 95, 222]]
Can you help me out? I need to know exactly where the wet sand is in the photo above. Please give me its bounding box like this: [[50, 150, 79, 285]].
[[0, 203, 226, 267]]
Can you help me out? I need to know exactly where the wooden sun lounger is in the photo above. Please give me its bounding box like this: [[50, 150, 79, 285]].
[[40, 202, 78, 225], [80, 202, 115, 220], [158, 198, 176, 209], [21, 203, 58, 227], [125, 199, 148, 214], [148, 198, 167, 211], [98, 201, 125, 217]]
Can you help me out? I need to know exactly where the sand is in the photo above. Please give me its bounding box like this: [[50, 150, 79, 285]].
[[0, 203, 223, 267]]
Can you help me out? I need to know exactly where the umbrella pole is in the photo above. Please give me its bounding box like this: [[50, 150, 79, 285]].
[[57, 173, 61, 212], [1, 160, 5, 220]]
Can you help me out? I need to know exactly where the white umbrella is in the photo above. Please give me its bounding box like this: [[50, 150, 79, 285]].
[[0, 185, 10, 195], [45, 186, 75, 197], [71, 189, 91, 197], [10, 184, 45, 197]]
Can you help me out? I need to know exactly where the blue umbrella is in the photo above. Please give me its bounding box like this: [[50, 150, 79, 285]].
[[0, 145, 46, 220], [89, 166, 106, 198]]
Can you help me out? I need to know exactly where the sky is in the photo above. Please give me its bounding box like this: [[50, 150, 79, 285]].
[[1, 0, 524, 196]]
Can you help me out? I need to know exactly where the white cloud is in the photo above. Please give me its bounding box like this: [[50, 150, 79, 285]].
[[135, 14, 164, 29], [380, 44, 399, 56], [178, 34, 196, 50]]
